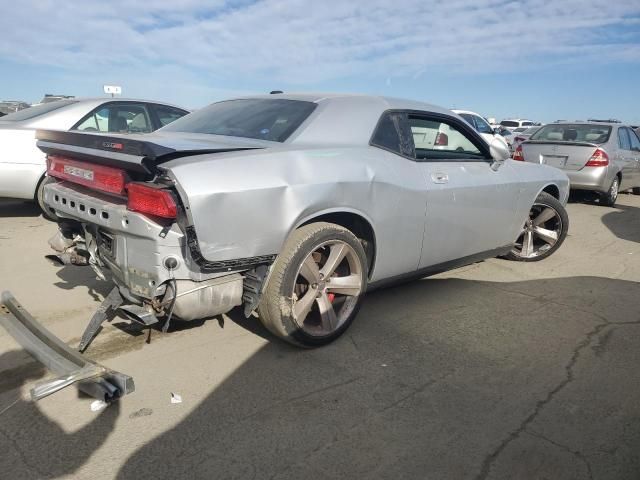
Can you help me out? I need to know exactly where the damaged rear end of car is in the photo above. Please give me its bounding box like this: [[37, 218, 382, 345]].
[[1, 129, 272, 401]]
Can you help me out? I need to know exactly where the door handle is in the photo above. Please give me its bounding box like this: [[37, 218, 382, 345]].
[[431, 172, 449, 184]]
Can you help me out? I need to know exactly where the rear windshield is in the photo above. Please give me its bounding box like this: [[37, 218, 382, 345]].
[[162, 99, 317, 142], [522, 126, 541, 135], [531, 124, 612, 144], [500, 120, 519, 127], [0, 100, 77, 121]]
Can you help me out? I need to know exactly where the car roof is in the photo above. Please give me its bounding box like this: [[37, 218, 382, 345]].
[[217, 93, 456, 146], [451, 109, 481, 116], [231, 92, 454, 116], [59, 97, 189, 110], [549, 121, 621, 127]]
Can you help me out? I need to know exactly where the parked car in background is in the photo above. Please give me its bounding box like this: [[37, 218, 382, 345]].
[[0, 100, 30, 115], [0, 98, 189, 218], [452, 109, 509, 149], [514, 122, 640, 205], [511, 126, 543, 152], [495, 126, 515, 149], [36, 94, 570, 351], [37, 94, 75, 105], [500, 119, 535, 131]]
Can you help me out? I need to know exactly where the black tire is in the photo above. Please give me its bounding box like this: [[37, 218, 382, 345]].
[[505, 192, 569, 262], [258, 222, 368, 347], [632, 187, 640, 195], [600, 176, 619, 207], [35, 176, 59, 221]]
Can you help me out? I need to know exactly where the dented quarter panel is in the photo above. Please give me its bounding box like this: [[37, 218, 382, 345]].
[[166, 144, 428, 282]]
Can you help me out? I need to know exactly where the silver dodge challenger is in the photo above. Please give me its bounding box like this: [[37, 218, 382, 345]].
[[30, 93, 570, 352]]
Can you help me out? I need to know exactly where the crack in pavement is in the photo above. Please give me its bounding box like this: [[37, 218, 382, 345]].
[[525, 428, 594, 480], [473, 319, 640, 480], [0, 427, 45, 478], [268, 367, 458, 480]]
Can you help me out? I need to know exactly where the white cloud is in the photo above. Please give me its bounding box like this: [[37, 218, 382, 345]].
[[1, 0, 639, 104]]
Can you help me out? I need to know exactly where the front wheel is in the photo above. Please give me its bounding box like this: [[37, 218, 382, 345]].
[[505, 192, 569, 262], [258, 222, 368, 347]]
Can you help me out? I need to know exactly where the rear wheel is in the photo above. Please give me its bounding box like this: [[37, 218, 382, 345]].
[[35, 176, 58, 222], [600, 176, 619, 207], [505, 192, 568, 262], [258, 222, 368, 347]]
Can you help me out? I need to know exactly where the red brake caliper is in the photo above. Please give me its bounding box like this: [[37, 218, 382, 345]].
[[328, 293, 336, 302]]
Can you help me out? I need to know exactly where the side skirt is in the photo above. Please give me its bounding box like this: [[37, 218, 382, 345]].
[[367, 245, 512, 291]]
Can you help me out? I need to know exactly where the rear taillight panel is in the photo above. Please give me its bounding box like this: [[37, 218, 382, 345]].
[[127, 183, 178, 219], [47, 155, 179, 221], [47, 155, 127, 195], [585, 148, 609, 167], [434, 132, 449, 146], [512, 145, 524, 161]]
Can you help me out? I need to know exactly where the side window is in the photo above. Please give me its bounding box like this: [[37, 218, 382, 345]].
[[75, 107, 109, 132], [408, 115, 485, 161], [73, 104, 152, 134], [627, 128, 640, 151], [618, 128, 631, 150], [154, 105, 188, 127], [371, 112, 413, 157]]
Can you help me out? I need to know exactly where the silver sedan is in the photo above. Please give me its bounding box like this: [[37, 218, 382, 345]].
[[38, 94, 570, 348], [516, 122, 640, 206]]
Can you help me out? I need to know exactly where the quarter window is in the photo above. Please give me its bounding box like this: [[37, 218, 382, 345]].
[[370, 112, 414, 157]]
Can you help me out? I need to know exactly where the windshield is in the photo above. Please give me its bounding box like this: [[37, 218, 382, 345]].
[[531, 124, 612, 143], [459, 113, 493, 134], [0, 100, 77, 122], [162, 99, 317, 142], [500, 120, 519, 128]]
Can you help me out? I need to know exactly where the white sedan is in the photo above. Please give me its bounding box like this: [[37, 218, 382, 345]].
[[0, 98, 188, 218], [452, 109, 510, 150]]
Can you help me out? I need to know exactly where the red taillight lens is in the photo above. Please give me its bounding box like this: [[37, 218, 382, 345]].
[[585, 148, 609, 167], [47, 155, 126, 195], [127, 183, 177, 219], [512, 145, 524, 161], [434, 132, 449, 146]]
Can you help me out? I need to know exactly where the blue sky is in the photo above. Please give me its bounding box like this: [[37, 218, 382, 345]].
[[1, 0, 640, 124]]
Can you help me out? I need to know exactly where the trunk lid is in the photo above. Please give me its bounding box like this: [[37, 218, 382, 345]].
[[521, 140, 603, 171]]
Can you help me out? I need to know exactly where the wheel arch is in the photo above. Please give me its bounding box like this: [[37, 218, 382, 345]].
[[539, 183, 560, 200], [294, 208, 377, 279]]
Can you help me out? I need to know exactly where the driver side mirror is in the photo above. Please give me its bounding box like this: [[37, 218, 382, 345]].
[[493, 127, 501, 135]]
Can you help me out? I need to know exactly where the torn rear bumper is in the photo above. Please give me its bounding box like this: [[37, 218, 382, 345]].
[[0, 291, 134, 402]]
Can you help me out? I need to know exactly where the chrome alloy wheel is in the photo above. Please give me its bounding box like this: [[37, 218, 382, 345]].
[[511, 202, 563, 259], [292, 240, 363, 336]]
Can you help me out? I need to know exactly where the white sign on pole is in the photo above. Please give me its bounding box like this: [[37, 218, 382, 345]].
[[103, 85, 122, 96]]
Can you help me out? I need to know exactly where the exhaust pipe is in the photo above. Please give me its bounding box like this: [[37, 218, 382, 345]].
[[118, 305, 159, 327]]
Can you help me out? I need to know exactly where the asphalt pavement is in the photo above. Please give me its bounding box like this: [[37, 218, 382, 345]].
[[0, 194, 639, 480]]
